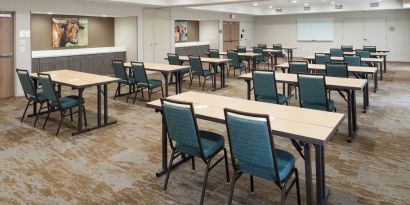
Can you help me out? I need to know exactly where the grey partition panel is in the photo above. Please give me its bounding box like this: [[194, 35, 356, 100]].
[[32, 58, 40, 73], [199, 45, 209, 57], [104, 53, 115, 75], [114, 52, 126, 61], [93, 54, 106, 75], [176, 47, 189, 56], [68, 56, 82, 72], [39, 58, 55, 72], [81, 55, 94, 74], [55, 57, 69, 70]]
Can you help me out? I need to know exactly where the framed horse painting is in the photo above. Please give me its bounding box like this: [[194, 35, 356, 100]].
[[52, 18, 88, 48]]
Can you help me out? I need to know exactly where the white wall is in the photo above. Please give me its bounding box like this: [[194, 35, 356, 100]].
[[115, 17, 138, 61], [0, 0, 144, 96], [253, 9, 410, 61], [199, 20, 219, 49]]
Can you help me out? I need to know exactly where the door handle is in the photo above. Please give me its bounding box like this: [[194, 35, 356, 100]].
[[0, 53, 13, 57]]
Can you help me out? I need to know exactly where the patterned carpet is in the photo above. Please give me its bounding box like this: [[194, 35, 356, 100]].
[[0, 62, 409, 205]]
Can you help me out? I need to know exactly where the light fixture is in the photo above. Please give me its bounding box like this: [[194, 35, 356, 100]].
[[253, 3, 258, 6], [102, 14, 107, 17], [292, 0, 297, 3], [47, 12, 53, 15], [330, 1, 335, 4], [268, 5, 273, 9], [304, 3, 309, 6]]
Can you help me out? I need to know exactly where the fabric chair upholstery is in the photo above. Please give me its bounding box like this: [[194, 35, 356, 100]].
[[273, 44, 285, 57], [253, 71, 287, 105], [330, 48, 344, 57], [315, 53, 331, 65], [208, 49, 220, 58], [363, 46, 377, 53], [297, 74, 335, 111], [289, 61, 308, 74], [344, 56, 362, 66], [325, 62, 349, 78], [341, 45, 353, 52]]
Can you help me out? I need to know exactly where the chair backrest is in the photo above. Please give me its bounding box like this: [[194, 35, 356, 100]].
[[112, 60, 128, 81], [131, 62, 148, 84], [188, 56, 204, 74], [258, 44, 267, 49], [344, 55, 361, 66], [252, 47, 264, 61], [341, 45, 353, 52], [224, 108, 279, 182], [289, 61, 308, 74], [161, 98, 203, 157], [37, 73, 59, 104], [16, 69, 37, 99], [237, 46, 247, 53], [363, 46, 376, 53], [208, 49, 220, 58], [252, 71, 279, 104], [325, 62, 348, 78], [273, 44, 283, 55], [315, 53, 331, 65], [227, 50, 241, 67], [330, 48, 344, 57], [355, 49, 370, 58], [167, 53, 182, 65], [297, 74, 329, 111]]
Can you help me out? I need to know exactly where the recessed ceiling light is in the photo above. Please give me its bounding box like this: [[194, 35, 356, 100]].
[[378, 0, 382, 1], [102, 14, 107, 17], [268, 5, 273, 9], [253, 3, 258, 6], [292, 0, 297, 3], [330, 1, 335, 4], [304, 3, 309, 6], [47, 12, 53, 15]]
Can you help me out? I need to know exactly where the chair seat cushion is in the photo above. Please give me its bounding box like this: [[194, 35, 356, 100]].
[[193, 70, 213, 77], [138, 80, 162, 88], [231, 63, 246, 70], [302, 100, 335, 111], [52, 95, 85, 109], [256, 94, 287, 105], [238, 148, 295, 182], [175, 130, 225, 159]]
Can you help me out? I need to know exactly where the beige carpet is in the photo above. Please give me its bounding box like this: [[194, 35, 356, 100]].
[[0, 62, 409, 204]]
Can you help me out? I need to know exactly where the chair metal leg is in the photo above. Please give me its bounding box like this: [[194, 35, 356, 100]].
[[126, 85, 131, 103], [161, 85, 164, 97], [114, 83, 120, 100], [41, 103, 51, 129], [163, 150, 176, 192], [21, 100, 31, 122], [202, 77, 207, 91], [69, 108, 73, 122], [148, 89, 152, 101], [56, 109, 66, 136], [34, 102, 44, 127], [82, 105, 88, 127], [133, 87, 139, 104], [281, 188, 286, 205], [295, 168, 301, 205], [228, 169, 238, 205], [250, 175, 254, 195], [200, 160, 211, 205], [192, 157, 196, 171], [223, 148, 230, 184]]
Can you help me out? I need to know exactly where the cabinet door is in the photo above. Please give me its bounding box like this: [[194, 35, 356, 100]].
[[93, 54, 106, 75], [39, 58, 55, 72], [55, 57, 69, 70], [114, 52, 126, 61], [81, 55, 94, 73], [104, 53, 115, 75], [32, 58, 40, 73], [68, 56, 82, 71]]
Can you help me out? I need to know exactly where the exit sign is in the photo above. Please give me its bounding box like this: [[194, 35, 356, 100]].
[[229, 13, 236, 19]]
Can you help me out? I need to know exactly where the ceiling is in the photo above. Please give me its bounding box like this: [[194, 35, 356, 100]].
[[86, 0, 407, 15]]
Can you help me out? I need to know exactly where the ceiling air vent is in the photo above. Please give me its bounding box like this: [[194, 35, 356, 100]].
[[304, 6, 311, 11], [276, 8, 283, 13], [370, 2, 380, 7], [335, 4, 343, 9]]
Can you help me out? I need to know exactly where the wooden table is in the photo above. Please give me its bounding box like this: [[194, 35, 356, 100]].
[[266, 47, 297, 61], [31, 70, 120, 136], [147, 91, 344, 205], [303, 56, 385, 80], [238, 72, 367, 142], [219, 51, 262, 72], [176, 56, 231, 91], [124, 62, 190, 97], [322, 51, 389, 73]]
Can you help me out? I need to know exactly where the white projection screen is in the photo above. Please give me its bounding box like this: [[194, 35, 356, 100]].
[[297, 18, 334, 41]]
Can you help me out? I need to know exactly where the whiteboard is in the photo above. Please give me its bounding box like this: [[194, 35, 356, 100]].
[[297, 18, 333, 41]]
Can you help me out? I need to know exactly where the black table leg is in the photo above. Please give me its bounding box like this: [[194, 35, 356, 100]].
[[252, 57, 257, 71], [163, 73, 169, 97], [315, 144, 329, 205], [104, 84, 108, 124], [175, 71, 180, 94], [352, 90, 358, 131], [271, 54, 274, 70], [374, 70, 378, 93], [383, 56, 387, 73], [246, 80, 251, 100], [73, 88, 84, 136], [304, 143, 313, 205], [97, 85, 101, 126], [379, 62, 383, 81]]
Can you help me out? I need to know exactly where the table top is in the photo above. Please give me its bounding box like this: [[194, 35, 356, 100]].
[[275, 63, 377, 75], [238, 72, 367, 91], [219, 51, 262, 57], [31, 70, 120, 88], [267, 47, 297, 50], [322, 51, 388, 57], [124, 62, 190, 73], [147, 91, 344, 145], [303, 56, 384, 63], [177, 56, 232, 64]]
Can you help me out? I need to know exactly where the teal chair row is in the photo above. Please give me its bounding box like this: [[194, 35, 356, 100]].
[[161, 98, 301, 205], [227, 50, 247, 76], [341, 45, 353, 52], [167, 53, 191, 84], [253, 47, 270, 69], [188, 56, 214, 90]]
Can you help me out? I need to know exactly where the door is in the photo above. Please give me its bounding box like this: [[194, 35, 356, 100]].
[[223, 21, 240, 51], [342, 18, 363, 49], [364, 18, 387, 48], [143, 9, 154, 62], [0, 12, 14, 98], [153, 9, 171, 63]]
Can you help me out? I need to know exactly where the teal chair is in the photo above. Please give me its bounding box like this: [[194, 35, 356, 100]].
[[315, 53, 331, 65], [273, 44, 287, 62], [161, 98, 230, 205], [258, 43, 267, 49], [325, 62, 348, 78], [297, 74, 336, 112], [252, 71, 287, 105], [257, 44, 270, 65], [237, 46, 247, 62], [224, 108, 301, 205], [253, 47, 269, 69], [208, 49, 220, 58], [167, 53, 191, 84], [344, 55, 362, 66], [16, 69, 50, 127], [341, 45, 353, 52], [188, 56, 214, 90], [227, 50, 247, 76], [330, 48, 344, 57], [289, 61, 308, 74], [363, 46, 377, 53], [355, 50, 371, 67], [37, 73, 88, 136], [112, 60, 136, 102], [130, 62, 163, 102]]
